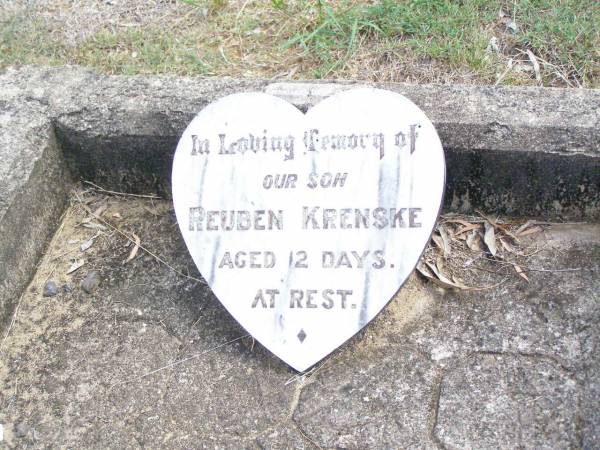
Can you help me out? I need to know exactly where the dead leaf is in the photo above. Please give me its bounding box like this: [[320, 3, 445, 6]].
[[80, 232, 100, 252], [80, 238, 94, 252], [443, 218, 477, 228], [417, 261, 505, 291], [92, 202, 108, 218], [436, 255, 446, 274], [514, 264, 530, 282], [466, 230, 484, 252], [475, 210, 520, 241], [438, 225, 451, 257], [432, 233, 445, 252], [516, 220, 535, 235], [499, 237, 518, 254], [82, 222, 107, 231], [425, 261, 456, 286], [125, 233, 141, 263], [483, 222, 498, 256], [416, 262, 433, 277], [66, 259, 85, 274], [500, 226, 521, 242], [416, 263, 460, 290], [455, 223, 481, 236], [518, 225, 543, 237], [526, 49, 541, 82], [421, 261, 470, 290], [451, 275, 469, 289]]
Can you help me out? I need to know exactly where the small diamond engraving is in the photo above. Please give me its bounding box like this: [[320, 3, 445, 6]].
[[297, 329, 307, 343]]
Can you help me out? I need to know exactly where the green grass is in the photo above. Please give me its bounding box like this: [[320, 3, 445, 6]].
[[1, 14, 67, 67], [0, 0, 598, 87], [287, 0, 500, 77], [0, 14, 219, 76], [286, 0, 598, 84], [510, 0, 599, 85], [73, 29, 216, 76]]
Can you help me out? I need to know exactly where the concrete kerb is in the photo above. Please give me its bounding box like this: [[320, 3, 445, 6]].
[[0, 65, 599, 331]]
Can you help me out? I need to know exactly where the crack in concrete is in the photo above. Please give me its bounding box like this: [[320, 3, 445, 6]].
[[425, 348, 572, 449], [290, 421, 325, 450], [242, 371, 326, 449], [574, 368, 586, 449], [428, 366, 447, 450], [473, 349, 573, 372], [287, 377, 311, 421], [286, 374, 327, 449], [108, 313, 185, 347], [429, 349, 584, 450], [248, 379, 314, 448]]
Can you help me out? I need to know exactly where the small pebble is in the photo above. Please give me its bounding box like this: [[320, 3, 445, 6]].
[[43, 281, 58, 297], [80, 271, 101, 294], [14, 422, 29, 438], [62, 283, 73, 293]]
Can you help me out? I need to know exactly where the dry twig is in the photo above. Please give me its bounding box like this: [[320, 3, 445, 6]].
[[112, 334, 250, 386], [83, 180, 161, 199], [73, 191, 204, 284]]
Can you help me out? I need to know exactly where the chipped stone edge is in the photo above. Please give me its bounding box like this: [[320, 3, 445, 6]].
[[0, 124, 71, 330], [53, 72, 600, 220]]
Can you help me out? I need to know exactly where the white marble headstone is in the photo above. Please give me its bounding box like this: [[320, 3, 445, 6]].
[[172, 88, 445, 371]]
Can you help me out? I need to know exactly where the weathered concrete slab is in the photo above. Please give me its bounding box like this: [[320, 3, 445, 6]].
[[0, 71, 70, 329], [0, 197, 598, 448], [0, 67, 598, 447], [0, 66, 265, 330], [1, 66, 599, 220], [435, 353, 578, 448], [58, 74, 600, 220]]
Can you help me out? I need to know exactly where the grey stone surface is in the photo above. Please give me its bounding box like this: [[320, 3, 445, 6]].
[[293, 225, 599, 449], [13, 422, 30, 439], [293, 345, 440, 449], [53, 72, 267, 196], [0, 69, 70, 329], [435, 354, 579, 449], [0, 198, 598, 448], [0, 66, 598, 447], [80, 270, 101, 294], [42, 280, 58, 297], [57, 73, 599, 219], [1, 66, 599, 218], [268, 81, 600, 155]]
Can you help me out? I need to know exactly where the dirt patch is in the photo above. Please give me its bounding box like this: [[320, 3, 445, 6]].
[[0, 186, 598, 447]]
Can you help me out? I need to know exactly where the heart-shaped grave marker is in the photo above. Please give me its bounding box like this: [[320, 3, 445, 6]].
[[172, 88, 445, 371]]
